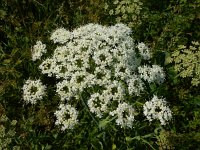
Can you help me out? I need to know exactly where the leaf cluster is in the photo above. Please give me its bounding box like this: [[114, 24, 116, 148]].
[[169, 41, 200, 86]]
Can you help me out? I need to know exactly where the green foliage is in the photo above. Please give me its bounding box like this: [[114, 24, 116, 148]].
[[135, 0, 200, 52], [169, 41, 200, 86], [156, 128, 200, 150], [0, 104, 19, 149], [104, 0, 144, 28]]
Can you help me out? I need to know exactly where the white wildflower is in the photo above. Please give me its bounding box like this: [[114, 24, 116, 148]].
[[27, 23, 170, 130], [39, 58, 56, 77], [143, 95, 172, 125], [22, 79, 46, 104], [110, 102, 136, 128], [138, 65, 165, 84], [54, 104, 78, 131], [137, 42, 151, 60], [41, 24, 146, 100], [56, 80, 76, 101], [31, 41, 46, 61], [126, 75, 144, 96], [87, 93, 111, 118], [50, 28, 71, 44], [105, 80, 125, 101]]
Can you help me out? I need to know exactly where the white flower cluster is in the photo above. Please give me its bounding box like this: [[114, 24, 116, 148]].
[[143, 95, 172, 125], [110, 102, 136, 128], [138, 65, 165, 84], [24, 23, 171, 130], [22, 79, 46, 104], [50, 28, 72, 44], [137, 42, 151, 60], [31, 41, 46, 61], [54, 104, 78, 131], [87, 80, 125, 118], [39, 23, 142, 128]]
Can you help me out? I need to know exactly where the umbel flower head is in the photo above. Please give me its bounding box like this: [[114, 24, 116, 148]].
[[50, 28, 72, 44], [143, 95, 172, 125], [110, 102, 136, 128], [138, 65, 165, 84], [31, 41, 46, 61], [39, 23, 145, 99], [24, 23, 171, 130], [22, 79, 46, 104], [54, 104, 78, 131], [137, 42, 151, 60]]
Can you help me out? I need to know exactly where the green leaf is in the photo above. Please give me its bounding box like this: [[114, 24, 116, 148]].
[[0, 9, 7, 19], [3, 59, 11, 64], [98, 116, 116, 129], [112, 143, 116, 150]]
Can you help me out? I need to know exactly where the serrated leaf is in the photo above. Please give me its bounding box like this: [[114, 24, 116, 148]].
[[172, 51, 180, 57]]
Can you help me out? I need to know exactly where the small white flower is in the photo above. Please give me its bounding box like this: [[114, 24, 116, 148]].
[[105, 80, 125, 101], [54, 104, 78, 131], [56, 80, 75, 101], [137, 42, 151, 60], [126, 75, 144, 96], [143, 95, 172, 125], [110, 102, 136, 128], [87, 93, 110, 118], [22, 79, 46, 104], [50, 28, 71, 44], [31, 41, 46, 61], [39, 58, 56, 77], [138, 65, 165, 84], [109, 9, 114, 15], [150, 65, 165, 84]]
